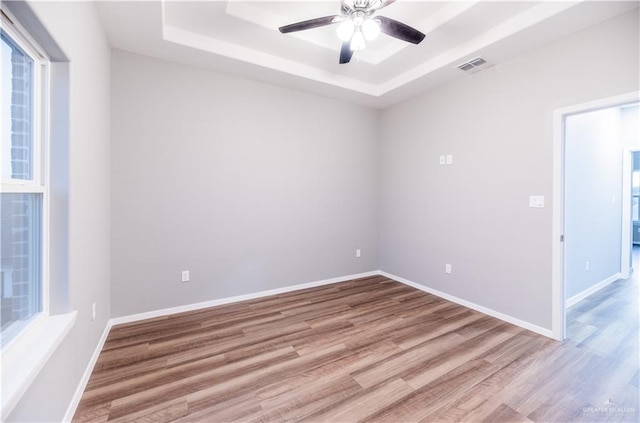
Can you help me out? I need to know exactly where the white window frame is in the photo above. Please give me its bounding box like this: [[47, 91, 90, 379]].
[[0, 9, 76, 420], [1, 7, 50, 348]]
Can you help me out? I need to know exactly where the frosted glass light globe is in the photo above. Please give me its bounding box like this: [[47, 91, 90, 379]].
[[350, 30, 366, 51], [337, 20, 355, 41], [362, 19, 380, 41]]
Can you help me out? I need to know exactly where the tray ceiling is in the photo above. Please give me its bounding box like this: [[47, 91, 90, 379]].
[[96, 1, 639, 108]]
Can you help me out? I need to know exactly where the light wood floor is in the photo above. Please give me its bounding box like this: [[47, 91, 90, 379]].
[[73, 271, 638, 422]]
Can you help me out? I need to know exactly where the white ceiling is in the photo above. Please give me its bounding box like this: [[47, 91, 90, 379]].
[[96, 0, 639, 108]]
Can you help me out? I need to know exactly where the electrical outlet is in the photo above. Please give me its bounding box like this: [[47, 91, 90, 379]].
[[356, 249, 361, 258], [182, 270, 190, 282], [92, 302, 96, 321], [439, 155, 446, 165], [445, 264, 452, 274]]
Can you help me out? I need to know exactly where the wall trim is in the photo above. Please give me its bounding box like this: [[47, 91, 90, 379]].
[[62, 319, 112, 422], [62, 270, 377, 421], [379, 271, 554, 339], [109, 270, 379, 326], [63, 267, 561, 420], [565, 273, 621, 308]]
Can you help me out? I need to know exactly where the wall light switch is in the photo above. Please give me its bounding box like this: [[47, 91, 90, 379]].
[[356, 249, 361, 258], [446, 154, 453, 165], [529, 195, 544, 208], [181, 270, 190, 282], [439, 155, 446, 165]]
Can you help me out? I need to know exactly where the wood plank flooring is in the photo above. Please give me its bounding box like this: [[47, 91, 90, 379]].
[[73, 272, 639, 422]]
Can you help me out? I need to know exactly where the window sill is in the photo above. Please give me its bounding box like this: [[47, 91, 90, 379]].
[[1, 311, 77, 420]]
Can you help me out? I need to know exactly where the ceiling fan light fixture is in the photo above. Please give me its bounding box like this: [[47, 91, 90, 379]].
[[337, 19, 355, 41], [278, 0, 425, 64], [362, 18, 380, 41], [350, 29, 366, 51]]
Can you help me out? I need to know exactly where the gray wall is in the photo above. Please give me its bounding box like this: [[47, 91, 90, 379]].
[[565, 108, 624, 299], [379, 10, 639, 330], [6, 5, 639, 421], [110, 50, 379, 317], [7, 1, 111, 422]]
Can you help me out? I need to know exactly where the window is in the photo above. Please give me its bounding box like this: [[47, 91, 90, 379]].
[[1, 9, 77, 418], [1, 16, 48, 347]]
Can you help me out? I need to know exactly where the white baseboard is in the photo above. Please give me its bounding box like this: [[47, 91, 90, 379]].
[[62, 270, 377, 421], [63, 267, 556, 420], [110, 270, 379, 326], [566, 273, 621, 308], [62, 319, 112, 422], [379, 271, 554, 339]]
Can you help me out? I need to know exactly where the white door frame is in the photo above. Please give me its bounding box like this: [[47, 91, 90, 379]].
[[621, 148, 637, 280], [552, 91, 640, 341]]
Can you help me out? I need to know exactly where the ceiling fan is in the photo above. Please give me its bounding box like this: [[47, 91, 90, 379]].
[[278, 0, 426, 64]]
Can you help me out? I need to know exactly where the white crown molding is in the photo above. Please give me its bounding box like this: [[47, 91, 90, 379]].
[[162, 24, 381, 97], [161, 0, 582, 98], [97, 1, 638, 107], [223, 1, 479, 66], [378, 0, 580, 95]]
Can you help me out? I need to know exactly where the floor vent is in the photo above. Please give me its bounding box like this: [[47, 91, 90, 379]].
[[456, 56, 488, 72]]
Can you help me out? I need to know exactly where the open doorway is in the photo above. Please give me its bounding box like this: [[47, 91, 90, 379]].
[[552, 92, 640, 340]]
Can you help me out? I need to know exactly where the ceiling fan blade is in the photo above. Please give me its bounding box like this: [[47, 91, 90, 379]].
[[279, 16, 340, 33], [339, 41, 354, 64], [377, 16, 425, 44]]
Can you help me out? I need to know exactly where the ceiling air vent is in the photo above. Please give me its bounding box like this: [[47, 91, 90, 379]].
[[468, 57, 487, 67], [456, 56, 488, 72], [457, 63, 475, 71]]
